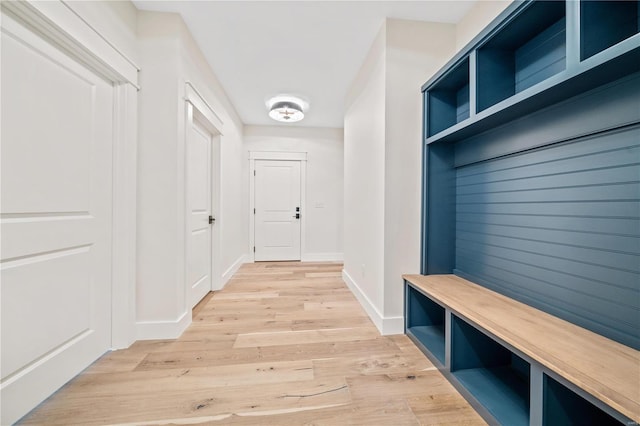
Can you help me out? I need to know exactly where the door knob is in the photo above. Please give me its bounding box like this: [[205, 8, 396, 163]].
[[293, 213, 300, 219], [209, 215, 215, 224]]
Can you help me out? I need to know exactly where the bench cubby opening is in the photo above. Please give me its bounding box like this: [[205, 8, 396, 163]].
[[405, 284, 446, 365], [451, 315, 530, 426], [426, 58, 470, 137], [581, 0, 640, 61], [476, 1, 566, 112], [543, 375, 622, 425]]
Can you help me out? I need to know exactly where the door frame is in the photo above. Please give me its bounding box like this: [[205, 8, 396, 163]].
[[184, 83, 223, 307], [249, 151, 307, 262]]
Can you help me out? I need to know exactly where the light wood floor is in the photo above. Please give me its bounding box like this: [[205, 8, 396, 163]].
[[20, 262, 485, 425]]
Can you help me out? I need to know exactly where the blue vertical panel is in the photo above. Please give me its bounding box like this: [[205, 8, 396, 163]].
[[454, 125, 640, 349], [425, 142, 456, 274]]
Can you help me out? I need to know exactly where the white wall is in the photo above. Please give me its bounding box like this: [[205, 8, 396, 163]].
[[136, 11, 246, 339], [244, 126, 344, 261], [343, 19, 457, 334], [343, 26, 387, 329], [383, 19, 457, 329], [65, 0, 139, 62], [343, 6, 519, 334]]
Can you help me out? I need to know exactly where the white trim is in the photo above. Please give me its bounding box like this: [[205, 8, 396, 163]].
[[111, 84, 138, 349], [1, 0, 139, 87], [302, 252, 344, 262], [136, 312, 191, 341], [220, 254, 248, 288], [185, 81, 224, 133], [249, 151, 307, 161], [341, 269, 404, 335], [249, 152, 307, 262]]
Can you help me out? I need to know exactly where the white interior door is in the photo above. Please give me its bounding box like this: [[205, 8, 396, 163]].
[[1, 13, 113, 424], [187, 114, 213, 308], [254, 160, 302, 261]]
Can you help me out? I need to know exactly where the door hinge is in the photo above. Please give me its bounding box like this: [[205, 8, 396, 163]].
[[253, 246, 255, 253], [254, 208, 256, 214], [254, 170, 256, 176]]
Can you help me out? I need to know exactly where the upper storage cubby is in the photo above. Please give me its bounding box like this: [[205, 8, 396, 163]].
[[581, 0, 640, 60], [476, 1, 566, 112], [423, 0, 640, 145], [426, 58, 469, 137]]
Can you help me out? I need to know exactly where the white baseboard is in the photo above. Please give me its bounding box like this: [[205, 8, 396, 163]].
[[136, 310, 191, 341], [342, 269, 405, 335], [220, 253, 248, 288], [302, 252, 344, 262]]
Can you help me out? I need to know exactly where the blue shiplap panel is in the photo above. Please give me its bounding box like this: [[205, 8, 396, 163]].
[[455, 125, 640, 349], [515, 18, 566, 93]]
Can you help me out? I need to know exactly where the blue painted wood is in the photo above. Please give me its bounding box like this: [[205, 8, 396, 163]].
[[477, 1, 565, 112], [406, 284, 446, 364], [451, 315, 511, 370], [455, 84, 470, 124], [515, 19, 566, 93], [451, 316, 530, 426], [543, 375, 620, 425], [453, 367, 530, 426], [424, 142, 456, 274], [423, 0, 640, 146], [427, 58, 470, 137], [454, 73, 640, 167], [581, 0, 639, 60], [407, 326, 445, 365], [454, 126, 640, 349]]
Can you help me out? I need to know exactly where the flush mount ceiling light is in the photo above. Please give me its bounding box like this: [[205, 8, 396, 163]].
[[266, 95, 308, 123], [268, 101, 304, 123]]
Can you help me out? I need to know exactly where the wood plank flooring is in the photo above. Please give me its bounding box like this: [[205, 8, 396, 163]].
[[19, 262, 485, 425]]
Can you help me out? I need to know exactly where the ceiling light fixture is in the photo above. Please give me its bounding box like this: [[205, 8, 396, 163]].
[[268, 101, 304, 123]]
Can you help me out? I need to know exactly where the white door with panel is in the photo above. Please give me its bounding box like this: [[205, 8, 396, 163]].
[[254, 160, 302, 261], [187, 115, 215, 308], [1, 13, 113, 424]]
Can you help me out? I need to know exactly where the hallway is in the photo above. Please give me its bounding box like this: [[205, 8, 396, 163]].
[[20, 262, 484, 425]]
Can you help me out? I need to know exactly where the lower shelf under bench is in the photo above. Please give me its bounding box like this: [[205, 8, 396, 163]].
[[403, 275, 638, 425]]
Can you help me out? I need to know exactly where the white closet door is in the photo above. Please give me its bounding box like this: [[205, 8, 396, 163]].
[[187, 114, 213, 308], [1, 14, 114, 424]]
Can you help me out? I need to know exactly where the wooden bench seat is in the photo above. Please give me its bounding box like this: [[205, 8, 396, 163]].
[[403, 274, 640, 423]]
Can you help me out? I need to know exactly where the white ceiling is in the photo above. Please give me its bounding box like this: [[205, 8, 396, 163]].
[[133, 1, 477, 128]]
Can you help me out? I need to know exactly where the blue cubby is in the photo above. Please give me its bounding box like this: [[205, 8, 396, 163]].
[[405, 284, 446, 365], [476, 1, 566, 112], [451, 315, 530, 426], [543, 375, 622, 425], [581, 0, 640, 61], [427, 58, 470, 137]]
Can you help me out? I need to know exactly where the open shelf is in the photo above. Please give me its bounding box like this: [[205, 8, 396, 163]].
[[405, 284, 446, 365], [476, 1, 566, 112], [581, 0, 640, 61], [543, 375, 622, 425], [451, 315, 530, 426], [426, 58, 470, 137]]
